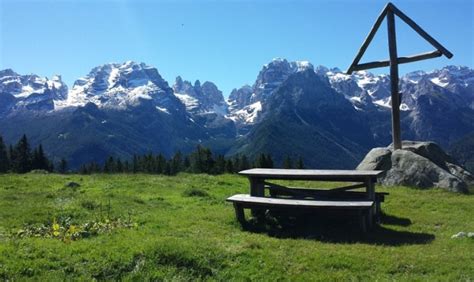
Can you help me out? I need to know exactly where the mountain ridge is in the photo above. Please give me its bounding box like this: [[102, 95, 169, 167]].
[[1, 60, 472, 169]]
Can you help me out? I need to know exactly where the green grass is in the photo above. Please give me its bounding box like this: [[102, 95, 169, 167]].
[[0, 173, 473, 280]]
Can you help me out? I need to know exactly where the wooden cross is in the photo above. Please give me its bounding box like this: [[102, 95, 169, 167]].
[[347, 2, 453, 150]]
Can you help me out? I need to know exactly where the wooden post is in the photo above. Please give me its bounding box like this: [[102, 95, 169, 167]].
[[366, 178, 376, 229], [233, 203, 246, 227], [347, 3, 452, 151], [387, 9, 402, 150], [249, 177, 265, 217]]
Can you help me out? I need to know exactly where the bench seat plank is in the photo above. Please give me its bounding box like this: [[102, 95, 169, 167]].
[[267, 186, 389, 201], [239, 168, 383, 181], [227, 194, 374, 209]]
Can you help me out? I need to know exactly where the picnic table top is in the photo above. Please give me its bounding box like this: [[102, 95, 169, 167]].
[[238, 168, 383, 181]]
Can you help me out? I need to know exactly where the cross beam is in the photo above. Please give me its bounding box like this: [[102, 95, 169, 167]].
[[347, 2, 452, 150]]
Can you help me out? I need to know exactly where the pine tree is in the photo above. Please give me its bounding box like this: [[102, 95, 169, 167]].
[[203, 147, 215, 173], [170, 151, 183, 175], [183, 156, 191, 171], [190, 145, 203, 173], [132, 154, 139, 173], [32, 144, 49, 171], [214, 154, 226, 174], [12, 134, 32, 173], [103, 156, 116, 173], [266, 154, 274, 168], [240, 155, 250, 171], [225, 159, 234, 173], [164, 161, 172, 175], [79, 164, 89, 174], [283, 155, 293, 169], [123, 160, 130, 173], [38, 144, 48, 170], [297, 156, 304, 169], [0, 136, 9, 173], [255, 153, 267, 168], [189, 145, 216, 173], [8, 145, 15, 165], [58, 158, 68, 174], [48, 160, 54, 172], [116, 158, 123, 173], [32, 148, 39, 169], [233, 155, 241, 173], [89, 162, 102, 173], [156, 154, 167, 174]]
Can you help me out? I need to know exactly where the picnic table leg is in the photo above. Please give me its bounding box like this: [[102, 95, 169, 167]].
[[366, 179, 376, 229], [249, 177, 265, 218], [359, 210, 367, 233], [375, 199, 382, 223], [233, 203, 247, 227]]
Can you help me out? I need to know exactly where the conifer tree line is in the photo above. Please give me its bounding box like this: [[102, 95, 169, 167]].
[[0, 134, 66, 173], [0, 134, 304, 174], [80, 145, 305, 175]]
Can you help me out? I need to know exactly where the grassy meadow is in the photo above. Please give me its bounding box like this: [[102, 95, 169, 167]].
[[0, 173, 473, 280]]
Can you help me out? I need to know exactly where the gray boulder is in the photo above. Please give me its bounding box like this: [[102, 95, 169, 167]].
[[358, 141, 472, 193], [356, 147, 392, 171], [446, 163, 474, 186], [388, 141, 455, 170]]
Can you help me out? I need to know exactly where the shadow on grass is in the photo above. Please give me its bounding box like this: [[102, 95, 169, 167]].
[[241, 212, 433, 246], [379, 213, 412, 227]]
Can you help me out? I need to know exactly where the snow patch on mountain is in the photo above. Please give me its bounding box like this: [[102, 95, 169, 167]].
[[431, 77, 449, 87], [227, 101, 262, 124], [174, 93, 199, 111], [156, 106, 170, 114]]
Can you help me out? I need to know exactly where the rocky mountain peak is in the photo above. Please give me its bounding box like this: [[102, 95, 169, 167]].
[[173, 77, 227, 116], [194, 80, 201, 89], [247, 58, 315, 104], [0, 69, 18, 77], [228, 85, 253, 110], [0, 69, 68, 115], [60, 61, 181, 112]]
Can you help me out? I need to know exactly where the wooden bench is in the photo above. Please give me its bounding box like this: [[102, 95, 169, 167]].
[[235, 169, 384, 231], [266, 186, 389, 221], [227, 194, 375, 232]]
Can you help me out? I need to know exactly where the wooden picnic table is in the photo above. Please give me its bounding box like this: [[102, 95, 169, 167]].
[[228, 168, 384, 231]]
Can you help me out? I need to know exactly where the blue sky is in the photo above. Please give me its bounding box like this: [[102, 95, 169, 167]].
[[1, 0, 472, 96]]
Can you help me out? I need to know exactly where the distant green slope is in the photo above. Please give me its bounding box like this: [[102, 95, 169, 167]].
[[0, 173, 473, 280]]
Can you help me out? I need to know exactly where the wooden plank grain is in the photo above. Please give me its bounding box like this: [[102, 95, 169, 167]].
[[351, 50, 443, 72], [227, 194, 374, 209], [239, 169, 383, 181], [387, 8, 402, 150]]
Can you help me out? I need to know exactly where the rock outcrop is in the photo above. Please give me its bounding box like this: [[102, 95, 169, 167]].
[[357, 141, 473, 193]]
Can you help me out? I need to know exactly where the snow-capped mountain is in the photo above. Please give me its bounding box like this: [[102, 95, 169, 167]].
[[56, 61, 184, 114], [325, 69, 397, 109], [0, 60, 472, 169], [403, 66, 474, 109], [226, 60, 473, 152], [323, 66, 474, 112], [173, 76, 227, 116], [227, 58, 314, 127], [0, 69, 67, 115]]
